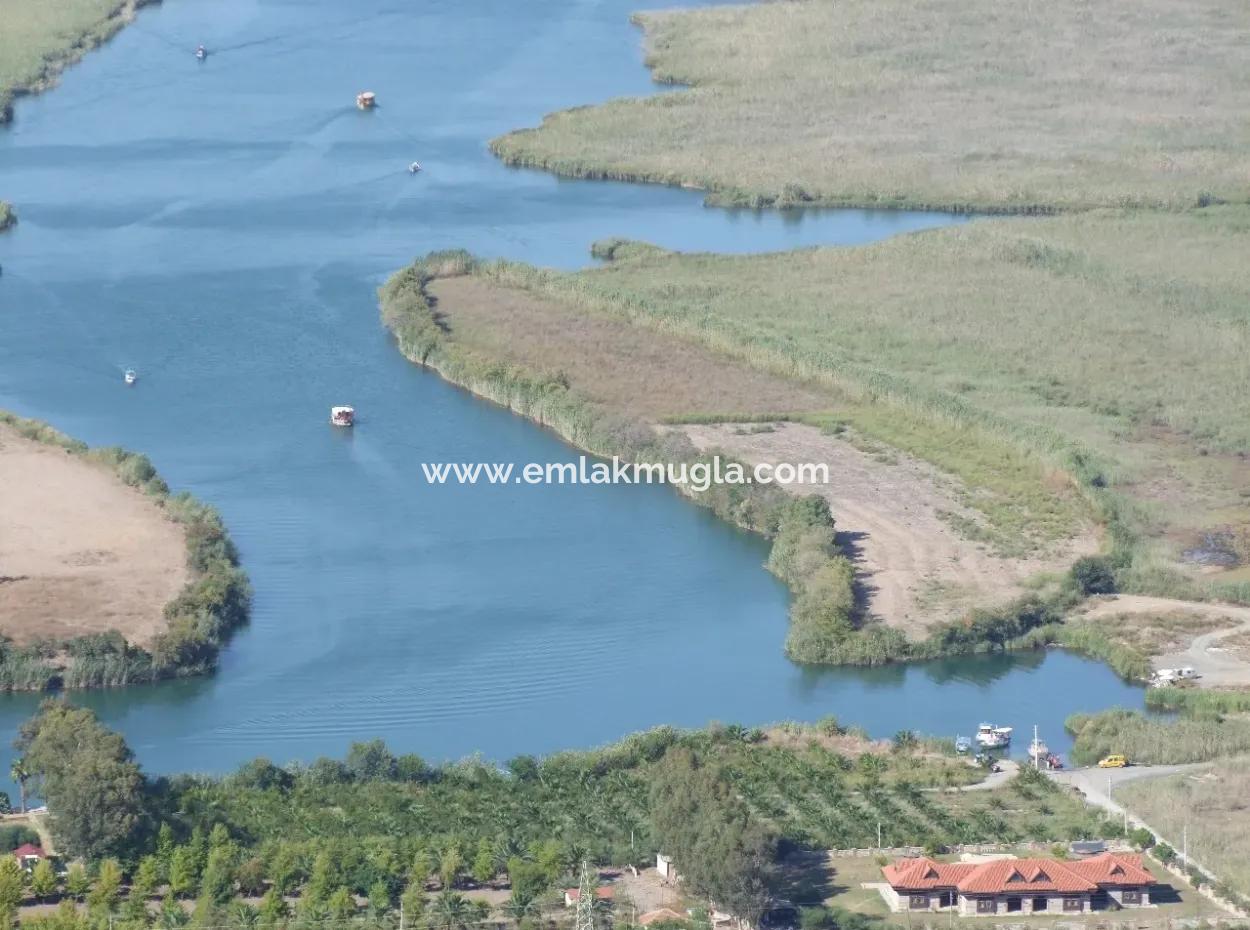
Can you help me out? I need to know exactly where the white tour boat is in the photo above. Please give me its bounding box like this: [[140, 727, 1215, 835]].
[[330, 405, 355, 427], [975, 722, 1013, 749]]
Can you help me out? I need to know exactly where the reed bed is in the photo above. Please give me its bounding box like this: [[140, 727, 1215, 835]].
[[492, 0, 1250, 213]]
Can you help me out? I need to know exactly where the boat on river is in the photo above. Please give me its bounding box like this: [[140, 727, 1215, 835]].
[[356, 91, 376, 110], [330, 405, 355, 427], [955, 736, 972, 754], [195, 45, 207, 61], [124, 369, 137, 385], [975, 722, 1012, 748]]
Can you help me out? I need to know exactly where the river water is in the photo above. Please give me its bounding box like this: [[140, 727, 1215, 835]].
[[0, 0, 1142, 778]]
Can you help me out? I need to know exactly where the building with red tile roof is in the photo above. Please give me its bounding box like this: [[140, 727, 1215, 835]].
[[881, 852, 1154, 916], [564, 886, 615, 908], [11, 843, 46, 871]]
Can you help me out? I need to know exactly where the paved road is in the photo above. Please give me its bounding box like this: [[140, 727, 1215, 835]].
[[1048, 765, 1222, 882]]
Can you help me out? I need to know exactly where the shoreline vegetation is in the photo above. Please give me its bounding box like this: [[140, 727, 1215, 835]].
[[381, 253, 1106, 669], [0, 412, 250, 691], [0, 201, 13, 231], [16, 702, 1130, 929], [0, 0, 157, 126], [490, 0, 1250, 215]]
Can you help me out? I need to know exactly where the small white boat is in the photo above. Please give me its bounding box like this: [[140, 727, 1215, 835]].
[[195, 45, 207, 60], [356, 91, 376, 110], [975, 723, 1013, 749], [408, 162, 422, 174], [124, 369, 137, 385], [330, 405, 355, 427], [955, 736, 972, 754]]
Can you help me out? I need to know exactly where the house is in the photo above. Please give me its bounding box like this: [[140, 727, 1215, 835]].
[[12, 843, 46, 872], [657, 853, 677, 881], [638, 908, 687, 926], [564, 887, 614, 908], [881, 852, 1155, 916]]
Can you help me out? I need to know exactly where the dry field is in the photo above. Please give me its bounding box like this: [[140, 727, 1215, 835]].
[[493, 0, 1250, 212], [1119, 757, 1250, 899], [428, 276, 831, 419], [0, 422, 186, 646]]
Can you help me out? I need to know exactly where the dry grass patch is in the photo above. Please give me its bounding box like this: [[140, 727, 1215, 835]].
[[1119, 757, 1250, 899], [492, 0, 1250, 212], [428, 275, 833, 420], [1071, 607, 1232, 659], [0, 422, 187, 647]]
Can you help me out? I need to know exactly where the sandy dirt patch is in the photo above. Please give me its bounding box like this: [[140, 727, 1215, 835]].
[[1078, 595, 1250, 687], [429, 276, 832, 419], [0, 424, 187, 647], [678, 422, 1095, 634]]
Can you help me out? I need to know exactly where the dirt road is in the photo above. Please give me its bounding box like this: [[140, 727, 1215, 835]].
[[1081, 595, 1250, 687], [681, 422, 1095, 635]]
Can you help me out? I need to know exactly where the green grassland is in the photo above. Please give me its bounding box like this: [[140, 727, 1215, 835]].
[[492, 0, 1250, 213]]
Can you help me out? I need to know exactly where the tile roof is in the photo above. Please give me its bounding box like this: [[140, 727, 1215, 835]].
[[565, 887, 615, 901], [11, 844, 45, 859], [884, 853, 1153, 895]]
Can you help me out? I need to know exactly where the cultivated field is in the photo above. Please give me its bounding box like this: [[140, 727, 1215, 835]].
[[0, 422, 187, 646], [1119, 757, 1250, 899], [492, 0, 1250, 212]]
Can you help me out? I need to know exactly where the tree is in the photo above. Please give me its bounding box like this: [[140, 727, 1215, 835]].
[[345, 740, 398, 782], [88, 858, 124, 914], [471, 838, 494, 885], [169, 846, 200, 898], [9, 759, 29, 815], [30, 857, 57, 902], [438, 846, 462, 891], [409, 850, 434, 890], [0, 857, 24, 928], [229, 901, 259, 930], [649, 747, 777, 928], [258, 888, 288, 925], [368, 880, 393, 922], [236, 857, 266, 898], [266, 845, 299, 897], [133, 856, 161, 900], [16, 701, 147, 860], [65, 863, 91, 902], [327, 887, 356, 921], [429, 891, 473, 930]]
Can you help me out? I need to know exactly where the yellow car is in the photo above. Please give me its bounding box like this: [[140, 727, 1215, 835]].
[[1098, 754, 1129, 768]]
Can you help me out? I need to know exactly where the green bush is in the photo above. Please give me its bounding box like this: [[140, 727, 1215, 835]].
[[1070, 556, 1117, 595]]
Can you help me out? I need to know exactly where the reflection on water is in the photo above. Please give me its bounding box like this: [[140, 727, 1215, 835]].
[[0, 0, 1138, 784]]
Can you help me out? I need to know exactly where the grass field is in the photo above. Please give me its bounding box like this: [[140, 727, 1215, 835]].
[[1119, 757, 1250, 899], [450, 206, 1250, 594], [492, 0, 1250, 213]]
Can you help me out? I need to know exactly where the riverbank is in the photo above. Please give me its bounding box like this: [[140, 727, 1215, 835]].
[[491, 0, 1250, 214], [0, 0, 156, 125], [380, 253, 1120, 667], [0, 412, 249, 690]]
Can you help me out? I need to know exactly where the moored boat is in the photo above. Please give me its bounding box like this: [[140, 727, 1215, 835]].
[[955, 736, 972, 754], [975, 722, 1013, 748], [330, 405, 355, 427]]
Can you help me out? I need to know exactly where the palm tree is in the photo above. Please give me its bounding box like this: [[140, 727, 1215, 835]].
[[430, 891, 474, 930], [9, 759, 28, 814]]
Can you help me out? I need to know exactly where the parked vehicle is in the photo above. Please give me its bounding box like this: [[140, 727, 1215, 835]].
[[1097, 754, 1128, 768]]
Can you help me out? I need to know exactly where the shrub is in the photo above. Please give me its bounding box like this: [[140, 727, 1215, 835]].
[[1070, 556, 1117, 595], [1153, 843, 1175, 864]]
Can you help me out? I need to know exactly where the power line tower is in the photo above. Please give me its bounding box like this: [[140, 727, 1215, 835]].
[[575, 861, 599, 930]]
